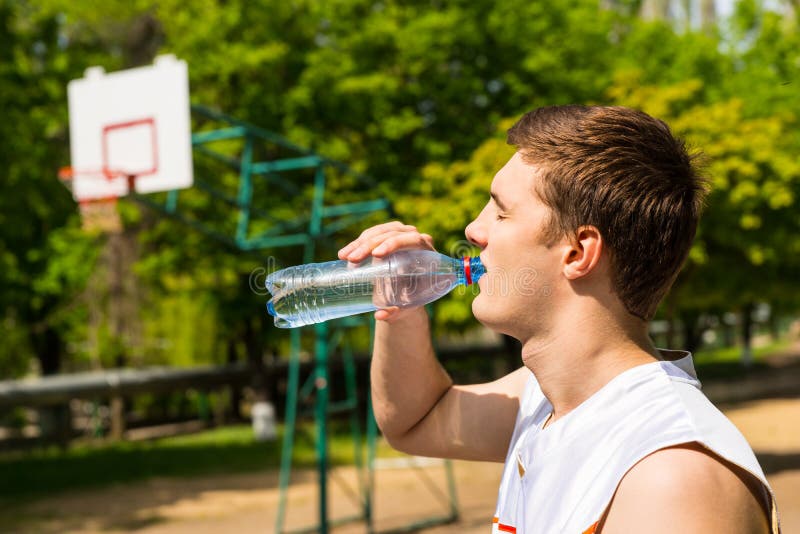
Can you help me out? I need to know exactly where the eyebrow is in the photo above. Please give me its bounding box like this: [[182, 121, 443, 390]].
[[491, 191, 508, 211]]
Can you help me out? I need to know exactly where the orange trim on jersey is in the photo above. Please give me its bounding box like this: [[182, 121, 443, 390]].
[[492, 516, 517, 532], [494, 515, 595, 533]]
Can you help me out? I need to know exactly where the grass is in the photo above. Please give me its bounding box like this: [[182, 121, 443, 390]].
[[0, 421, 395, 505]]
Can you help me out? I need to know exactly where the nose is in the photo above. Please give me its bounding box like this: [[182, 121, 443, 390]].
[[465, 217, 487, 249]]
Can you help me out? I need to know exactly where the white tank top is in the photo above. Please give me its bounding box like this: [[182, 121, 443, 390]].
[[492, 352, 780, 533]]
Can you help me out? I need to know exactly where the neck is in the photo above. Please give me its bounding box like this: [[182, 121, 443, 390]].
[[521, 300, 661, 426]]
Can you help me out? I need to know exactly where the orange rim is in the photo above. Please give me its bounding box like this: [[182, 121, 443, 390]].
[[58, 166, 132, 204]]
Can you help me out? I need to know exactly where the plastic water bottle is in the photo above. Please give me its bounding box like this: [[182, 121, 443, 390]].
[[265, 250, 485, 328]]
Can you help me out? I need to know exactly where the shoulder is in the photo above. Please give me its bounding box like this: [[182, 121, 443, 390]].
[[597, 441, 770, 534]]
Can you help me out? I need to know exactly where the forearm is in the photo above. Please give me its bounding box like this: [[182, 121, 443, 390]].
[[370, 307, 453, 442]]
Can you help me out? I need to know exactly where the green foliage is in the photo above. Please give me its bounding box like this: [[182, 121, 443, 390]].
[[1, 0, 799, 375], [0, 0, 94, 376], [141, 290, 222, 366]]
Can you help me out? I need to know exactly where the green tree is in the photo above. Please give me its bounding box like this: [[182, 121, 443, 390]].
[[0, 1, 96, 377], [4, 0, 798, 379]]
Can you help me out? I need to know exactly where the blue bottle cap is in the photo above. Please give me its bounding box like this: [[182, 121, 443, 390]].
[[459, 256, 486, 286], [267, 300, 276, 317], [469, 256, 486, 283]]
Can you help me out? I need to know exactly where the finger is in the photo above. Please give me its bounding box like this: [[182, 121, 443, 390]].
[[371, 232, 435, 257], [338, 222, 415, 259], [348, 231, 422, 261], [354, 223, 417, 251], [356, 221, 415, 246], [338, 242, 357, 260], [345, 230, 406, 262], [375, 306, 401, 322], [361, 220, 413, 238], [345, 229, 425, 262]]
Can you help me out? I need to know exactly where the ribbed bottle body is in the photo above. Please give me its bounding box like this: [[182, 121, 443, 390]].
[[266, 250, 482, 328]]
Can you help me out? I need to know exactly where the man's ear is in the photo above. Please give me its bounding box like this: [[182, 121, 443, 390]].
[[562, 225, 603, 280]]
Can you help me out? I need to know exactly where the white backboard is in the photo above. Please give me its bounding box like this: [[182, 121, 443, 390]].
[[67, 54, 193, 201]]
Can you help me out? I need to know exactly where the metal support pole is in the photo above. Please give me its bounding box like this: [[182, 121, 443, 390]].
[[341, 337, 366, 517], [276, 328, 302, 533], [165, 189, 178, 214], [314, 321, 330, 534], [365, 318, 377, 533], [309, 165, 328, 532], [235, 136, 255, 246], [365, 389, 377, 534], [445, 460, 460, 519]]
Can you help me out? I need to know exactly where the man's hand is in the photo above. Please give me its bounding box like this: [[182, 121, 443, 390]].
[[338, 221, 435, 322]]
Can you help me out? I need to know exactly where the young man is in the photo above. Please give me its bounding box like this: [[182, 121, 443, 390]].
[[338, 106, 780, 533]]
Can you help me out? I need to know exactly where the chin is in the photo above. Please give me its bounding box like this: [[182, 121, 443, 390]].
[[472, 297, 510, 336], [473, 294, 534, 341]]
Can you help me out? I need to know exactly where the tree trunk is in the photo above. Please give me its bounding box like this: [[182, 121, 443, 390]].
[[723, 322, 736, 347], [227, 338, 243, 420], [243, 317, 270, 404], [741, 303, 754, 368], [31, 326, 72, 447], [681, 312, 704, 354], [640, 0, 671, 20], [768, 311, 781, 341], [107, 232, 141, 368], [786, 0, 799, 19], [700, 0, 716, 31], [33, 325, 62, 376]]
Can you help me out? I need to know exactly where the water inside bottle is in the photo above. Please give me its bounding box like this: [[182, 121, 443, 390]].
[[268, 270, 461, 328]]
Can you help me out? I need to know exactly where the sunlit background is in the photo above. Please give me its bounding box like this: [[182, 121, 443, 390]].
[[0, 0, 798, 532]]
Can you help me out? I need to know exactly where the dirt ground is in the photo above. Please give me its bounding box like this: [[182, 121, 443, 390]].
[[6, 393, 799, 534]]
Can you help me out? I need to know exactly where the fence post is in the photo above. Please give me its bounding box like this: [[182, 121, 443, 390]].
[[110, 395, 125, 440]]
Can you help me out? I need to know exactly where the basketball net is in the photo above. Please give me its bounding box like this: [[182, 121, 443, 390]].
[[58, 167, 134, 233]]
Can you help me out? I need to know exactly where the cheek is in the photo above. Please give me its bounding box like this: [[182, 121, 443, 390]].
[[504, 249, 556, 299], [511, 265, 542, 298]]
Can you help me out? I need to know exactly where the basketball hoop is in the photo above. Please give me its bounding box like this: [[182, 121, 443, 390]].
[[59, 55, 193, 232], [58, 166, 132, 233]]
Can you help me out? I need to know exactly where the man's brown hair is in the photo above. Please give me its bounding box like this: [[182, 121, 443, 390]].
[[507, 105, 708, 320]]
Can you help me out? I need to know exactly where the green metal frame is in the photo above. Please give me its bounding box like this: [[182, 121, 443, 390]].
[[130, 105, 458, 533], [137, 105, 391, 252]]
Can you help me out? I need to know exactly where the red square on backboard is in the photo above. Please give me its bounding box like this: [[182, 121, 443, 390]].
[[102, 118, 159, 178]]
